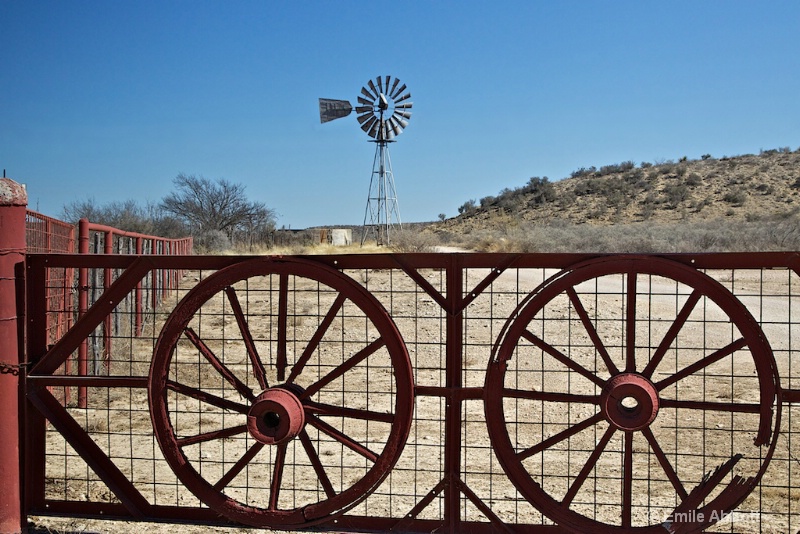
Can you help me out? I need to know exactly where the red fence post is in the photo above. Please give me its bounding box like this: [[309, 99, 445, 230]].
[[135, 236, 143, 336], [77, 218, 89, 408], [0, 178, 27, 534]]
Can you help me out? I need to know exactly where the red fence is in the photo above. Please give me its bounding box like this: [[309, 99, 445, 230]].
[[21, 211, 193, 410], [25, 210, 76, 346], [72, 218, 193, 407]]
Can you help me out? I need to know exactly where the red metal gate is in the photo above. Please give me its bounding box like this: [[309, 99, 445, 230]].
[[19, 252, 800, 533]]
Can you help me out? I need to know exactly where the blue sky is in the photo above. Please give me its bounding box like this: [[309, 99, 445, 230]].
[[2, 2, 800, 228]]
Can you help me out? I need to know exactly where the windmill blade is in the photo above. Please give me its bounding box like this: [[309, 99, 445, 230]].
[[361, 86, 376, 100], [367, 80, 379, 98], [388, 117, 402, 137], [318, 99, 353, 123], [360, 115, 378, 133], [384, 122, 395, 140], [355, 106, 373, 114], [376, 76, 383, 94], [357, 113, 375, 126], [391, 113, 410, 128], [395, 102, 413, 110], [357, 96, 373, 106], [368, 119, 381, 138], [394, 109, 412, 119], [391, 83, 406, 99], [394, 91, 411, 104], [384, 75, 391, 93], [389, 77, 400, 97]]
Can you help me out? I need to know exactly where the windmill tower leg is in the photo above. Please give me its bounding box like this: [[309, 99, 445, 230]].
[[361, 140, 401, 246]]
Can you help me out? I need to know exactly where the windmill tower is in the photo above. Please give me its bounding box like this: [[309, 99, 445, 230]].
[[319, 76, 413, 245]]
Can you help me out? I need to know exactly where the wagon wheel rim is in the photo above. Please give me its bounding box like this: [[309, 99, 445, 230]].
[[485, 256, 780, 533], [149, 257, 414, 528]]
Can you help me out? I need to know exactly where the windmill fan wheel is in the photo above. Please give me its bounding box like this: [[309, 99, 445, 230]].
[[355, 75, 412, 140]]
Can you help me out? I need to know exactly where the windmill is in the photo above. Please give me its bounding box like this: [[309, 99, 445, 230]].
[[319, 76, 413, 245]]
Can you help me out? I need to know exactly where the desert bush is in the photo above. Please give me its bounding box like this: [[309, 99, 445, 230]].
[[525, 176, 557, 205], [389, 228, 440, 253], [570, 166, 596, 178], [723, 189, 748, 206], [686, 173, 702, 186], [458, 199, 477, 215], [194, 229, 231, 252], [663, 183, 691, 209]]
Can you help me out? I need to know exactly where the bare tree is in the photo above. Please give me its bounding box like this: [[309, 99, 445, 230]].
[[161, 173, 276, 243]]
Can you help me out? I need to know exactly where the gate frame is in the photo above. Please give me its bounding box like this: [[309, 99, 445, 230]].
[[19, 251, 800, 533], [0, 178, 27, 534]]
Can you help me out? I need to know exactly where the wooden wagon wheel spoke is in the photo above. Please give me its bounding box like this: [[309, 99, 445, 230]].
[[520, 330, 606, 388], [183, 326, 256, 402], [149, 257, 413, 529], [300, 338, 386, 399], [641, 426, 688, 500], [176, 424, 249, 447], [562, 424, 616, 507], [655, 337, 748, 391], [304, 400, 395, 423], [299, 430, 337, 499], [213, 442, 265, 492], [307, 415, 379, 462], [165, 380, 250, 414], [566, 287, 619, 376], [642, 289, 702, 378], [286, 293, 347, 385], [485, 256, 780, 533], [625, 272, 637, 373], [517, 411, 605, 462], [224, 286, 269, 391], [501, 387, 599, 405], [268, 442, 287, 511]]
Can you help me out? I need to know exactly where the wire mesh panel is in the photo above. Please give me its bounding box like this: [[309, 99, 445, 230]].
[[23, 253, 800, 533]]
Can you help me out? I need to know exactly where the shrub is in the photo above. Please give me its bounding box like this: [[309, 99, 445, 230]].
[[723, 189, 748, 206], [525, 176, 557, 205], [389, 229, 439, 253], [570, 166, 596, 178], [663, 183, 691, 209], [458, 199, 477, 215], [195, 230, 231, 252]]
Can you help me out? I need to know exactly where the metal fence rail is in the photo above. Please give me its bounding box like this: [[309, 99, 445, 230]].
[[21, 252, 800, 533]]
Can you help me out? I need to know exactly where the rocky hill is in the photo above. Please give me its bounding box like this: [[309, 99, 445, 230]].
[[439, 148, 800, 233]]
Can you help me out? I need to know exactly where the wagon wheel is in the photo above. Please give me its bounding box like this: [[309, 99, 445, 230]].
[[484, 256, 780, 533], [149, 257, 413, 529]]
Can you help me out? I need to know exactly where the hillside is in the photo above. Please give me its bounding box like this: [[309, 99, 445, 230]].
[[440, 148, 800, 230], [426, 148, 800, 253]]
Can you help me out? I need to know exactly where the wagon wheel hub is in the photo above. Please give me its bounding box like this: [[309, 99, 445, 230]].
[[601, 373, 659, 431], [247, 388, 306, 445]]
